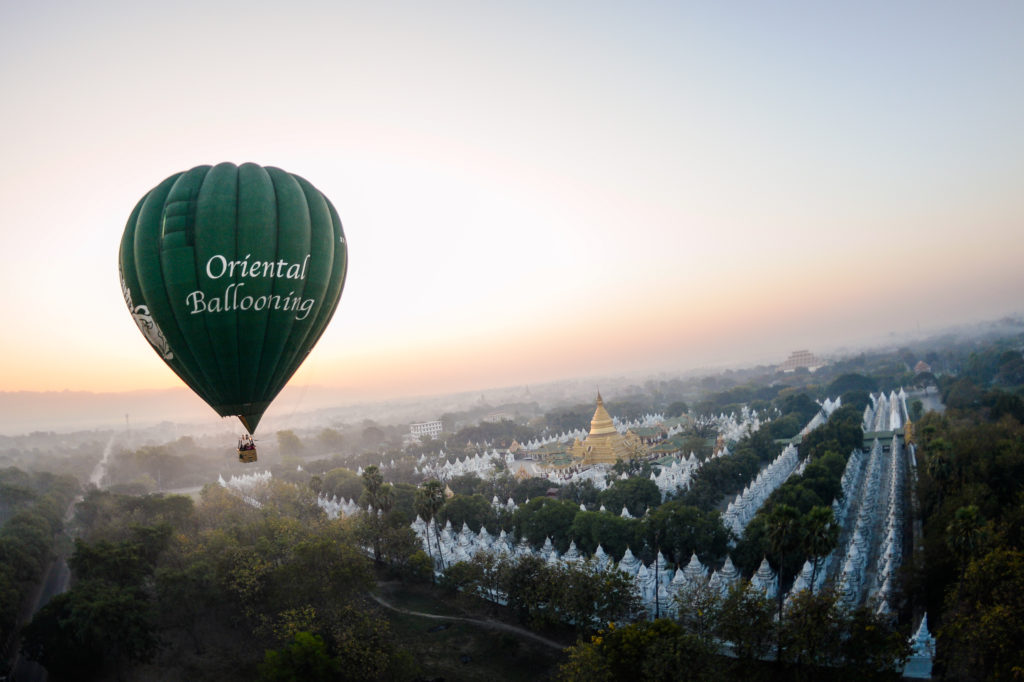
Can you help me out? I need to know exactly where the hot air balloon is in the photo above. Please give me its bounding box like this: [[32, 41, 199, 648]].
[[118, 163, 347, 462]]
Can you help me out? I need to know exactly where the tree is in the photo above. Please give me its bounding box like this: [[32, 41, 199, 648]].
[[946, 505, 987, 581], [155, 559, 220, 654], [558, 619, 717, 682], [777, 586, 844, 669], [321, 467, 363, 502], [827, 373, 878, 397], [766, 504, 803, 655], [840, 603, 911, 680], [559, 479, 600, 508], [358, 465, 395, 561], [437, 494, 497, 533], [276, 430, 304, 457], [571, 511, 640, 561], [22, 579, 159, 679], [599, 478, 661, 518], [512, 476, 556, 503], [259, 631, 340, 682], [513, 497, 581, 552], [359, 465, 393, 514], [714, 583, 775, 663], [939, 548, 1024, 681], [558, 562, 640, 632], [500, 555, 559, 629], [674, 581, 720, 644], [643, 502, 730, 565], [314, 428, 345, 455], [802, 506, 839, 592], [415, 479, 447, 576]]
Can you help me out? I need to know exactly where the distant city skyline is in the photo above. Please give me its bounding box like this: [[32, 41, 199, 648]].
[[2, 2, 1022, 407]]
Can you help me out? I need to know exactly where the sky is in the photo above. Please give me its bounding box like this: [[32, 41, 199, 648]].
[[1, 1, 1022, 410]]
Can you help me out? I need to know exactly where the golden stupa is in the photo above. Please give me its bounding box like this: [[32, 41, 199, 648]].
[[569, 393, 646, 465]]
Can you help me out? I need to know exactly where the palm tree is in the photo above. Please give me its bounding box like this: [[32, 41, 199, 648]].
[[415, 479, 447, 577], [947, 505, 986, 582], [803, 506, 839, 594], [361, 466, 394, 562], [767, 504, 803, 658]]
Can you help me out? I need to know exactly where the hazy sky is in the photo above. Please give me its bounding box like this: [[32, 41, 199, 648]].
[[1, 1, 1022, 406]]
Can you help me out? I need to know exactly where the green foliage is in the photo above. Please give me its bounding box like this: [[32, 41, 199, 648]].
[[642, 502, 730, 565], [558, 479, 601, 508], [599, 477, 661, 518], [827, 373, 879, 397], [511, 476, 557, 503], [259, 631, 340, 682], [437, 493, 498, 533], [20, 482, 405, 681], [714, 583, 776, 662], [776, 392, 821, 426], [276, 430, 304, 457], [497, 555, 639, 633], [0, 468, 78, 648], [22, 572, 160, 678], [513, 497, 581, 552], [559, 619, 717, 682], [939, 548, 1024, 681], [320, 467, 363, 502], [666, 400, 689, 418], [544, 405, 592, 433], [570, 511, 641, 561], [766, 414, 802, 439], [779, 587, 909, 679], [674, 450, 760, 511]]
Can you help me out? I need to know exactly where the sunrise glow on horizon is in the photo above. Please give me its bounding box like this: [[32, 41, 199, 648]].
[[1, 2, 1022, 402]]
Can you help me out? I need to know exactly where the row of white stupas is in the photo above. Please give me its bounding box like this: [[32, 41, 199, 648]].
[[649, 453, 703, 498], [720, 399, 841, 539], [413, 450, 512, 481], [519, 429, 588, 451], [715, 406, 767, 443], [828, 435, 907, 616], [409, 515, 761, 609], [800, 396, 843, 436], [218, 470, 272, 509], [722, 443, 802, 539], [406, 510, 932, 677], [316, 494, 363, 519], [218, 470, 272, 490], [863, 389, 909, 432]]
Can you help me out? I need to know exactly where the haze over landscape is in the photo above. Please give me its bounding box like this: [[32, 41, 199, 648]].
[[9, 5, 1024, 681], [2, 1, 1022, 431]]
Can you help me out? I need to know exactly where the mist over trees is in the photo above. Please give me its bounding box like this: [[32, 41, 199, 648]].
[[2, 323, 1024, 679]]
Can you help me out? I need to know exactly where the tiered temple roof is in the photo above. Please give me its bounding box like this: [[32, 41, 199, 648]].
[[568, 394, 646, 465]]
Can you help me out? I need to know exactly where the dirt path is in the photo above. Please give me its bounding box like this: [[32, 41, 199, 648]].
[[369, 593, 567, 651]]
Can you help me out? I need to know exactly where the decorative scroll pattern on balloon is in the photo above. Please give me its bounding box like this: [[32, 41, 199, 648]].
[[121, 275, 174, 360]]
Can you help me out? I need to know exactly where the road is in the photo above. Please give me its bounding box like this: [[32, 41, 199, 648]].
[[10, 554, 70, 682], [368, 593, 566, 651]]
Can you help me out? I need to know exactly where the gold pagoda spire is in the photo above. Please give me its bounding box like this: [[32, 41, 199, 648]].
[[589, 393, 618, 437], [568, 392, 648, 465]]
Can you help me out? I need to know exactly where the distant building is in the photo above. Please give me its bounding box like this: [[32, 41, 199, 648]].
[[914, 360, 932, 374], [482, 411, 510, 423], [410, 419, 443, 440], [779, 349, 824, 373]]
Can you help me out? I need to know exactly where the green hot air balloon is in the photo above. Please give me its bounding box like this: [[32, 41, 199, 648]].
[[118, 162, 347, 444]]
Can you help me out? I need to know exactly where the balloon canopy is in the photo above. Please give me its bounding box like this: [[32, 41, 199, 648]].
[[118, 162, 348, 433]]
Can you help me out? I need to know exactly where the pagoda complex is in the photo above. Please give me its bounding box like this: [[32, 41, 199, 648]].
[[569, 394, 646, 465]]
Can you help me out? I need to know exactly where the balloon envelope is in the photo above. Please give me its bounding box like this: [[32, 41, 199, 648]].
[[118, 162, 347, 433]]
